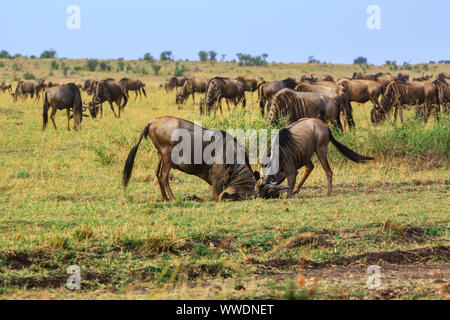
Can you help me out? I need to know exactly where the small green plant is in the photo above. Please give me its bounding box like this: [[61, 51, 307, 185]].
[[23, 72, 36, 80], [86, 59, 99, 72]]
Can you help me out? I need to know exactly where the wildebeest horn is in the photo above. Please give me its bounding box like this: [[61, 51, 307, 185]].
[[260, 184, 290, 199]]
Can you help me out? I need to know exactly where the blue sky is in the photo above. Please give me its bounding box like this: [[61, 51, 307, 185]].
[[0, 0, 448, 65]]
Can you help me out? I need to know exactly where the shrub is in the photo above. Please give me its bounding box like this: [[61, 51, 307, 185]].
[[86, 59, 99, 72], [151, 63, 162, 75], [11, 63, 21, 71], [50, 60, 59, 70], [23, 72, 36, 80], [0, 62, 4, 68], [40, 49, 57, 59]]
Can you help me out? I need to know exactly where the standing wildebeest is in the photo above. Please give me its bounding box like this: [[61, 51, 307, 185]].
[[258, 78, 298, 116], [396, 73, 410, 83], [91, 80, 128, 118], [235, 76, 265, 92], [257, 118, 373, 199], [176, 77, 208, 105], [119, 78, 147, 100], [433, 77, 450, 113], [42, 83, 85, 131], [295, 83, 352, 130], [371, 80, 439, 125], [353, 72, 395, 93], [123, 116, 259, 201], [11, 80, 42, 103], [165, 76, 188, 93], [83, 80, 95, 94], [437, 72, 450, 80], [267, 89, 345, 131], [336, 79, 383, 109], [0, 81, 12, 93], [204, 77, 246, 115], [42, 80, 53, 89]]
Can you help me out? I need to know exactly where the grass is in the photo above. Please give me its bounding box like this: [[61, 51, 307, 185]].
[[0, 61, 449, 300]]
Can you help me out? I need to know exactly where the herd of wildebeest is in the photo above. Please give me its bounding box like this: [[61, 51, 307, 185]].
[[2, 70, 449, 201]]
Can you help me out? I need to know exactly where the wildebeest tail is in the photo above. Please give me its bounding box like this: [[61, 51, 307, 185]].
[[142, 85, 147, 97], [42, 91, 49, 129], [123, 123, 152, 189], [328, 129, 374, 163]]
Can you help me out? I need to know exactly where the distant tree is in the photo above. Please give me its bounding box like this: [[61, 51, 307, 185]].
[[221, 54, 227, 62], [308, 55, 320, 63], [99, 61, 112, 72], [173, 61, 187, 76], [50, 60, 59, 70], [117, 60, 125, 72], [151, 63, 162, 75], [63, 66, 70, 76], [40, 49, 57, 59], [198, 51, 208, 62], [160, 51, 174, 61], [208, 51, 217, 61], [12, 53, 22, 59], [236, 53, 268, 66], [126, 64, 133, 73], [0, 50, 12, 59], [86, 59, 99, 72], [353, 56, 368, 65], [143, 53, 154, 62]]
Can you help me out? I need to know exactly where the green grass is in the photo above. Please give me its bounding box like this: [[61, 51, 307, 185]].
[[0, 62, 449, 300]]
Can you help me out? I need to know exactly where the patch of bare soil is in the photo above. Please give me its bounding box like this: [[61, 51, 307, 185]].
[[2, 251, 57, 270], [6, 272, 112, 289], [247, 246, 450, 271]]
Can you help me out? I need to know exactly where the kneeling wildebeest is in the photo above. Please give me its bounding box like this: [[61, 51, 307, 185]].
[[123, 116, 259, 201], [120, 78, 147, 100], [91, 80, 128, 118], [258, 78, 298, 116], [257, 118, 374, 198], [42, 83, 85, 131], [204, 77, 246, 115], [267, 89, 345, 131], [176, 77, 208, 105]]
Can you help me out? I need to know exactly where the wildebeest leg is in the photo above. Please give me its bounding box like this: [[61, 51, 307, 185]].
[[109, 101, 118, 118], [160, 154, 176, 201], [192, 93, 195, 104], [399, 106, 404, 124], [155, 158, 169, 202], [393, 105, 398, 124], [66, 108, 71, 131], [285, 174, 297, 198], [50, 108, 58, 130], [293, 162, 314, 195], [135, 90, 139, 100], [316, 146, 333, 196], [117, 100, 122, 118]]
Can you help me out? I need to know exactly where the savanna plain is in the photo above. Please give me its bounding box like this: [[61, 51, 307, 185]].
[[0, 58, 449, 299]]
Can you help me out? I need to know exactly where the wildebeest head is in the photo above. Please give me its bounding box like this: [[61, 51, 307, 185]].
[[176, 93, 186, 105], [92, 81, 105, 104], [256, 129, 294, 199], [10, 93, 18, 103], [370, 106, 385, 125], [87, 102, 98, 118]]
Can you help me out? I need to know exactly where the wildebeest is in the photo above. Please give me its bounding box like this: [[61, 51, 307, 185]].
[[300, 75, 318, 83], [267, 89, 345, 131], [437, 72, 450, 80], [11, 80, 43, 103], [0, 81, 12, 93], [413, 73, 433, 81], [123, 116, 259, 201], [83, 80, 95, 94], [396, 73, 410, 83], [257, 118, 374, 199], [119, 78, 147, 100], [258, 78, 298, 116], [42, 80, 53, 89], [42, 83, 85, 131], [203, 77, 246, 115], [295, 82, 354, 129], [352, 72, 395, 93], [165, 76, 188, 93], [176, 77, 208, 105], [433, 77, 450, 113], [336, 79, 383, 108], [90, 80, 128, 118], [235, 76, 265, 92], [371, 80, 439, 124]]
